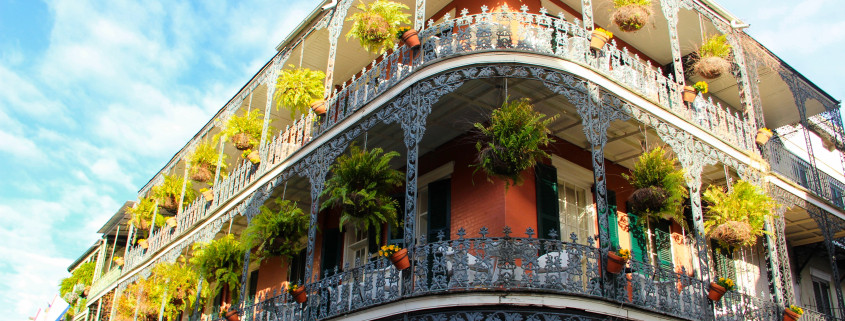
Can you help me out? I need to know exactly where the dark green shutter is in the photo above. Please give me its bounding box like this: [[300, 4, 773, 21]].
[[535, 163, 561, 240], [604, 190, 619, 249], [628, 212, 649, 262], [712, 240, 736, 281], [654, 220, 673, 268], [387, 194, 405, 247], [290, 249, 306, 282], [427, 179, 451, 242], [368, 227, 378, 256], [320, 228, 342, 278], [248, 270, 259, 299]]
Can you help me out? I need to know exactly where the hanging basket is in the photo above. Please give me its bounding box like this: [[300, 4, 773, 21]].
[[590, 30, 610, 50], [694, 56, 730, 79], [784, 309, 801, 321], [709, 220, 755, 248], [683, 86, 697, 103], [231, 133, 254, 151], [361, 14, 390, 45], [610, 4, 652, 33], [159, 196, 178, 212], [202, 190, 214, 202], [166, 217, 177, 228], [138, 219, 151, 231], [310, 100, 327, 115], [190, 163, 213, 182], [628, 187, 669, 215], [401, 29, 421, 49], [756, 128, 773, 145], [224, 309, 240, 321], [708, 282, 726, 301], [389, 248, 411, 270], [606, 252, 626, 274], [292, 287, 307, 304]]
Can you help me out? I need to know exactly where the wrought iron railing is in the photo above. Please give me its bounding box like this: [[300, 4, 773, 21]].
[[239, 227, 780, 321], [768, 137, 845, 209], [803, 308, 843, 321], [88, 266, 121, 299]]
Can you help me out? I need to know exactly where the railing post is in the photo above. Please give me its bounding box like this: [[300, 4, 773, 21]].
[[658, 0, 688, 88], [580, 0, 594, 31]]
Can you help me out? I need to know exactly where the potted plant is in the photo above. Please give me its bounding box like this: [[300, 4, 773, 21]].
[[590, 28, 613, 51], [708, 276, 735, 301], [166, 217, 178, 228], [214, 108, 274, 151], [114, 256, 124, 266], [756, 127, 773, 145], [396, 26, 420, 49], [187, 140, 228, 183], [59, 261, 95, 315], [703, 180, 776, 251], [222, 305, 240, 321], [286, 283, 307, 304], [473, 98, 559, 189], [242, 149, 261, 164], [129, 197, 165, 230], [784, 305, 803, 321], [606, 248, 630, 274], [694, 34, 731, 79], [379, 244, 410, 270], [137, 238, 149, 249], [346, 0, 411, 53], [152, 174, 197, 212], [240, 197, 309, 264], [200, 187, 214, 202], [610, 0, 653, 33], [320, 144, 404, 243], [683, 81, 708, 103], [189, 234, 245, 307], [274, 64, 326, 118], [622, 147, 688, 228]]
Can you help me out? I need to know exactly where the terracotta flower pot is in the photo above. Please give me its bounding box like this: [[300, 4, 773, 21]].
[[166, 217, 177, 228], [784, 309, 801, 321], [683, 86, 697, 103], [708, 282, 726, 301], [401, 29, 421, 49], [83, 286, 90, 297], [224, 309, 240, 321], [202, 190, 214, 202], [389, 248, 411, 270], [590, 31, 610, 51], [606, 252, 625, 274], [310, 100, 326, 115], [138, 239, 149, 250], [756, 128, 773, 145], [114, 257, 124, 266], [246, 150, 261, 164], [292, 287, 307, 304]]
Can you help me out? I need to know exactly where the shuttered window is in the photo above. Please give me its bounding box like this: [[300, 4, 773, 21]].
[[387, 194, 405, 247], [604, 190, 619, 249], [653, 220, 673, 268], [627, 212, 649, 262], [535, 163, 560, 240], [320, 228, 343, 278], [427, 179, 451, 242]]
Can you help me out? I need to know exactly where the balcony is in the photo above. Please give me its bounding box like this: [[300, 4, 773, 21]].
[[238, 227, 780, 321], [88, 266, 122, 300], [768, 137, 845, 210]]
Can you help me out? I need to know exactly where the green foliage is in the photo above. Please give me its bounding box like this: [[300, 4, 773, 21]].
[[240, 198, 309, 264], [473, 98, 558, 189], [703, 180, 775, 249], [213, 108, 276, 149], [274, 65, 326, 119], [188, 140, 228, 181], [147, 261, 205, 320], [612, 0, 651, 6], [622, 147, 688, 227], [321, 144, 404, 242], [60, 262, 95, 297], [699, 34, 731, 58], [151, 174, 197, 210], [395, 26, 411, 40], [692, 81, 709, 93], [129, 198, 166, 230], [346, 0, 411, 53], [190, 234, 244, 302]]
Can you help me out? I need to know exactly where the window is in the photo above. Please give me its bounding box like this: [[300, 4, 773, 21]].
[[559, 180, 594, 244], [415, 162, 454, 243], [546, 155, 596, 245], [345, 226, 370, 267], [320, 228, 343, 278], [813, 277, 833, 316]]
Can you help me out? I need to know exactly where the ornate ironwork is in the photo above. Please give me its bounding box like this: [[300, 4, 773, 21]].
[[807, 205, 845, 320]]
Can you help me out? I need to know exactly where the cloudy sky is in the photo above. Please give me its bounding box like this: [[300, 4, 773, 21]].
[[0, 0, 841, 319]]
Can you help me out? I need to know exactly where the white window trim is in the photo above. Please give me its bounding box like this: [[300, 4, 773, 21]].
[[550, 155, 596, 242], [344, 225, 370, 268], [812, 267, 833, 283]]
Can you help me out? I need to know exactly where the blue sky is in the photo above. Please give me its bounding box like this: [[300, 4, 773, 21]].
[[0, 0, 841, 319]]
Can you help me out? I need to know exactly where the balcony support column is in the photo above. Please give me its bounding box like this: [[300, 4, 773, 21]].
[[324, 0, 356, 97], [808, 205, 845, 319], [414, 0, 425, 31], [658, 0, 690, 87], [780, 71, 823, 194], [773, 199, 797, 306], [762, 215, 783, 305]]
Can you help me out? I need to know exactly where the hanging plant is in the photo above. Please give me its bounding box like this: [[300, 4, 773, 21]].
[[473, 98, 558, 189], [320, 144, 404, 242], [622, 147, 688, 228], [610, 0, 653, 33], [60, 261, 95, 320], [115, 278, 157, 321], [240, 197, 309, 264], [703, 180, 775, 250], [694, 34, 732, 79], [190, 234, 245, 301], [214, 108, 275, 151], [187, 140, 228, 183], [129, 198, 166, 230], [274, 64, 326, 118], [148, 261, 205, 320], [346, 0, 412, 53], [151, 174, 197, 212]]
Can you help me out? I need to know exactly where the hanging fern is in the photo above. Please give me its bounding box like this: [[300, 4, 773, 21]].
[[187, 140, 228, 183], [622, 146, 688, 228], [346, 0, 411, 53], [240, 198, 309, 264], [151, 174, 197, 211], [146, 261, 205, 321], [213, 108, 276, 151], [128, 197, 166, 230], [115, 278, 157, 321], [320, 144, 404, 242], [190, 234, 244, 302], [703, 180, 775, 250], [472, 98, 558, 189], [274, 64, 326, 119]]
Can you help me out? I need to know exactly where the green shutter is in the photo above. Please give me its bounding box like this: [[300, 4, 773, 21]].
[[604, 190, 619, 249], [387, 194, 405, 247], [628, 212, 649, 262], [712, 240, 736, 281], [427, 179, 451, 242], [535, 163, 560, 240], [320, 228, 342, 278], [654, 220, 673, 268], [248, 270, 259, 299]]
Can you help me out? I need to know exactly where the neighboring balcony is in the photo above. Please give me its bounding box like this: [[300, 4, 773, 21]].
[[768, 137, 845, 210]]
